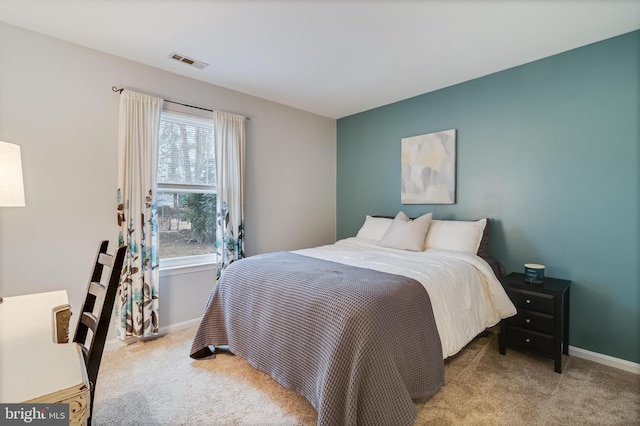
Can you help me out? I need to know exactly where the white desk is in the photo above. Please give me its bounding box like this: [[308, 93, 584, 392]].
[[0, 290, 90, 425]]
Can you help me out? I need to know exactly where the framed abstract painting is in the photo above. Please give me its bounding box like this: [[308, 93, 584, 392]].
[[401, 129, 456, 204]]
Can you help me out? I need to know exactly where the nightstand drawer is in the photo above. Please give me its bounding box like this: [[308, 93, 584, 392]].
[[507, 326, 554, 355], [507, 288, 554, 314], [506, 309, 554, 334]]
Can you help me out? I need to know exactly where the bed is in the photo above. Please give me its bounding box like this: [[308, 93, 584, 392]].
[[190, 213, 517, 425]]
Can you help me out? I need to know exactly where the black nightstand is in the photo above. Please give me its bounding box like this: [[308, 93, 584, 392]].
[[499, 272, 571, 373]]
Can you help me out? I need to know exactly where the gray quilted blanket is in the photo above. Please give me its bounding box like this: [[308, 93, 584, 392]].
[[190, 252, 444, 426]]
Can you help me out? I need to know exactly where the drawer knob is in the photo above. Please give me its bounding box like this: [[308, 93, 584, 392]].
[[526, 299, 531, 304], [525, 338, 531, 343], [525, 318, 531, 324]]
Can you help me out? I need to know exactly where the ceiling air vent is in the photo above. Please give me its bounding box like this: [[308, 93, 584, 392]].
[[168, 52, 209, 70]]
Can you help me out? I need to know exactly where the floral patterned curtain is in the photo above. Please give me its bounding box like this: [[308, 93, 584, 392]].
[[116, 89, 163, 339], [214, 111, 246, 278]]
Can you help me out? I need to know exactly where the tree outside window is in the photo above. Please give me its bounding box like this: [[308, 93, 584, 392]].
[[157, 110, 216, 262]]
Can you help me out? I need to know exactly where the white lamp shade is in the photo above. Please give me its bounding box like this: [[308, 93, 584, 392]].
[[0, 141, 26, 207]]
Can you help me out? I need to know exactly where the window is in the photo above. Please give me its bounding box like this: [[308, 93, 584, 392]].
[[157, 109, 216, 269]]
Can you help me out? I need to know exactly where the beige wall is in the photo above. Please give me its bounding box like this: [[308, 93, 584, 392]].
[[0, 23, 336, 333]]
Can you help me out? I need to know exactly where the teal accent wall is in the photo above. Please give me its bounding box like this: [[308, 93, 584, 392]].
[[336, 31, 639, 364]]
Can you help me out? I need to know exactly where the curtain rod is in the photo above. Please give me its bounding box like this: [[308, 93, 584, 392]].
[[112, 86, 249, 120]]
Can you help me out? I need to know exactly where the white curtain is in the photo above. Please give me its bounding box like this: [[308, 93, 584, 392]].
[[214, 111, 246, 277], [116, 89, 163, 339]]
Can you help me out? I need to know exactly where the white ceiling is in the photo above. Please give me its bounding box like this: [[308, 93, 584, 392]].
[[1, 1, 639, 119]]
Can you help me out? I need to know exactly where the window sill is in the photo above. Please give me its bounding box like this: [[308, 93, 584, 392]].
[[159, 261, 217, 278]]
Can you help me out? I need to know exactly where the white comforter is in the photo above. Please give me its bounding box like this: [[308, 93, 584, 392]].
[[295, 237, 516, 358]]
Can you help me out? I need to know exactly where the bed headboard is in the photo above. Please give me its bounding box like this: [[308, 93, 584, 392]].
[[474, 218, 504, 279]]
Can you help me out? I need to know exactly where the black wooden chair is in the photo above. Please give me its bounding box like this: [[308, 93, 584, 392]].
[[73, 240, 127, 425]]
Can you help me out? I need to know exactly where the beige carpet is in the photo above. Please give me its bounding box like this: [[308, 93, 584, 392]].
[[93, 326, 639, 425]]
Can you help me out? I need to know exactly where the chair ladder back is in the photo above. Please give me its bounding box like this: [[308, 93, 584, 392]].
[[85, 245, 126, 381], [72, 241, 127, 425], [73, 242, 109, 347], [88, 246, 126, 373]]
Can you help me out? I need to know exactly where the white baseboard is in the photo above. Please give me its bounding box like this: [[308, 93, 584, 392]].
[[569, 345, 640, 375], [103, 318, 201, 352]]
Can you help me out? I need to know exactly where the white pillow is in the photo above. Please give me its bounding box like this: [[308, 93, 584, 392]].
[[424, 218, 487, 254], [379, 211, 432, 251], [355, 215, 394, 241]]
